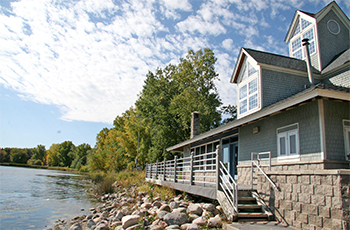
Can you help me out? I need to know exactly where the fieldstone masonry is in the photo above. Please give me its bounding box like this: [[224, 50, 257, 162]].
[[242, 167, 350, 230]]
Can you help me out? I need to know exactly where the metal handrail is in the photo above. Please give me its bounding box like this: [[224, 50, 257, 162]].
[[219, 161, 238, 213], [251, 151, 279, 191]]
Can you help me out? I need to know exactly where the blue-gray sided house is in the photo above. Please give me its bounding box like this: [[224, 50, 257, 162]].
[[146, 2, 349, 229]]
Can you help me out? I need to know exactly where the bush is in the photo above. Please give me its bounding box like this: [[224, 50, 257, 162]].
[[93, 175, 116, 195]]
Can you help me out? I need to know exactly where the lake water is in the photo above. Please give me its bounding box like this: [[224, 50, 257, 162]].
[[0, 166, 98, 230]]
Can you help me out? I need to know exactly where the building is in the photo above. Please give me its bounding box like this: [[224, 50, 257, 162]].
[[146, 2, 349, 229]]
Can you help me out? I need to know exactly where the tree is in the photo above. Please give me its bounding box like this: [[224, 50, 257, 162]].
[[46, 144, 60, 166], [58, 141, 75, 167], [10, 148, 28, 164], [221, 104, 237, 124], [0, 148, 10, 162], [136, 48, 222, 161], [28, 145, 46, 165], [70, 143, 91, 170]]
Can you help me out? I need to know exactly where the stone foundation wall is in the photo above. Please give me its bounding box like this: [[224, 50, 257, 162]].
[[237, 162, 327, 185], [256, 170, 350, 230]]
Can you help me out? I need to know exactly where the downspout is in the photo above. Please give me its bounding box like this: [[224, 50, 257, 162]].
[[302, 38, 315, 85]]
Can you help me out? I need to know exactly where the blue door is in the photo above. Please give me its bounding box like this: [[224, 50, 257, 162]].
[[222, 142, 238, 180]]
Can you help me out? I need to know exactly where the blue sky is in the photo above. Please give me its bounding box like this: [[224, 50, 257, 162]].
[[1, 0, 349, 149]]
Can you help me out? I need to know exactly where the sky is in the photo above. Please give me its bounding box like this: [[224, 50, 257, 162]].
[[0, 0, 349, 149]]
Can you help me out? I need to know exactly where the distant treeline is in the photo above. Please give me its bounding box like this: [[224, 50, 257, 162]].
[[1, 48, 236, 173], [0, 142, 92, 172]]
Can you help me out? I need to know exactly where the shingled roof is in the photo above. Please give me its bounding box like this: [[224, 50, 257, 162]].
[[244, 48, 320, 73], [322, 48, 350, 74]]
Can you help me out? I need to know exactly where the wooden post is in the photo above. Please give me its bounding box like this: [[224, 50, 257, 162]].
[[216, 145, 220, 192], [190, 152, 194, 185], [174, 156, 177, 183], [163, 159, 166, 181]]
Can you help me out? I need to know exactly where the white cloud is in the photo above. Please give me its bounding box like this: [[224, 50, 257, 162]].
[[222, 38, 233, 51], [1, 0, 349, 125], [176, 15, 226, 36]]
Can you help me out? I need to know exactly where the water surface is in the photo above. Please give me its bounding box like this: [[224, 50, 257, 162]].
[[0, 166, 97, 229]]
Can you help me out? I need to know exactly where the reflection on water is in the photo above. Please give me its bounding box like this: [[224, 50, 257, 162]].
[[0, 166, 98, 230]]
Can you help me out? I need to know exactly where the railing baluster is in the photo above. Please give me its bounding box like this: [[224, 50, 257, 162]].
[[174, 156, 177, 183], [216, 145, 220, 192], [163, 158, 166, 181], [190, 152, 194, 185]]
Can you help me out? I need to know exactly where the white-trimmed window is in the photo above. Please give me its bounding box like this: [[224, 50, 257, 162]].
[[289, 17, 316, 60], [238, 60, 260, 117], [343, 120, 350, 160], [277, 124, 299, 157]]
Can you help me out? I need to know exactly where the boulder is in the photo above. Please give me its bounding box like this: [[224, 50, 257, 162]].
[[169, 201, 179, 209], [157, 210, 170, 220], [163, 213, 188, 226], [132, 210, 145, 217], [69, 223, 82, 230], [192, 216, 206, 226], [150, 225, 164, 230], [115, 210, 124, 220], [95, 221, 108, 230], [126, 224, 142, 230], [152, 201, 162, 208], [141, 203, 152, 209], [166, 225, 180, 229], [122, 215, 141, 229], [186, 224, 200, 230], [207, 215, 222, 228], [202, 203, 215, 212], [158, 204, 172, 213], [188, 214, 199, 220], [101, 211, 109, 219], [187, 204, 202, 216], [201, 210, 213, 218], [86, 219, 96, 229], [172, 207, 187, 213]]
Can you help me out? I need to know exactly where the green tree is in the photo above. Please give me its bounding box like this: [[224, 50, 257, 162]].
[[10, 148, 28, 164], [136, 48, 222, 161], [58, 141, 75, 167], [221, 104, 237, 124], [28, 145, 46, 165], [70, 143, 91, 170], [46, 144, 60, 166], [0, 148, 11, 162]]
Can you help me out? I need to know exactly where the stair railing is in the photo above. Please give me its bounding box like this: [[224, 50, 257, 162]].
[[219, 160, 238, 213], [251, 152, 278, 191]]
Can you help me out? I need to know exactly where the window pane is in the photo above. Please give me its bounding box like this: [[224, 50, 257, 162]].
[[293, 49, 303, 59], [292, 37, 301, 52], [240, 99, 247, 114], [248, 62, 257, 76], [293, 20, 300, 37], [240, 85, 247, 99], [290, 134, 297, 154], [280, 137, 286, 155], [309, 41, 315, 54], [249, 78, 257, 95], [301, 18, 312, 30], [303, 28, 314, 40], [249, 94, 258, 110]]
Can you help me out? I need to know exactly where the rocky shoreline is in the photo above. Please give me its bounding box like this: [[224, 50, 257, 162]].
[[53, 183, 226, 230]]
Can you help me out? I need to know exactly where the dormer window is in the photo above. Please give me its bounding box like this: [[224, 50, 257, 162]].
[[289, 17, 316, 60], [237, 59, 260, 118]]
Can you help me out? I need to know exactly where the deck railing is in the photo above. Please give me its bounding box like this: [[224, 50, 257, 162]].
[[145, 146, 239, 214], [145, 150, 218, 187]]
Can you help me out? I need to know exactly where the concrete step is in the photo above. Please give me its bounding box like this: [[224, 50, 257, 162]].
[[238, 204, 261, 209], [237, 212, 269, 219]]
